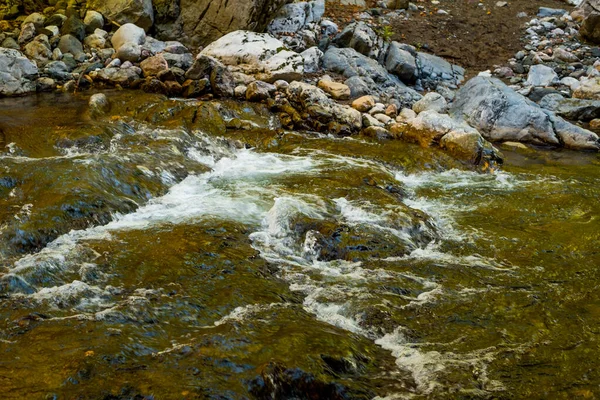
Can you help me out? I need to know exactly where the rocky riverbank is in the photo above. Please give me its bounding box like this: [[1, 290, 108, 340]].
[[1, 0, 599, 168]]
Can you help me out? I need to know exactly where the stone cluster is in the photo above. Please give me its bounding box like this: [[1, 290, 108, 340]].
[[1, 0, 599, 168]]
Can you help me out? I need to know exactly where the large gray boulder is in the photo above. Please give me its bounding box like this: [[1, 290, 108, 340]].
[[0, 48, 38, 96], [154, 0, 291, 47], [450, 77, 600, 150], [87, 0, 154, 32], [266, 0, 324, 51], [267, 0, 324, 34], [385, 41, 417, 83], [322, 46, 421, 106], [201, 31, 303, 82], [416, 51, 465, 89], [525, 64, 558, 87], [334, 21, 386, 61], [539, 94, 600, 121]]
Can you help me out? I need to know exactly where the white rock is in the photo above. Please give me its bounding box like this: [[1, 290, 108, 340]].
[[525, 64, 558, 87], [560, 76, 581, 91], [301, 46, 323, 73], [202, 31, 304, 82], [0, 48, 38, 96], [111, 23, 146, 51]]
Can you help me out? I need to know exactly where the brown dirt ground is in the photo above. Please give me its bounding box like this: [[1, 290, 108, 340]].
[[326, 0, 574, 77]]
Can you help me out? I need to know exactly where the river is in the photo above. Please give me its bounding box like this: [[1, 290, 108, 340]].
[[0, 91, 599, 399]]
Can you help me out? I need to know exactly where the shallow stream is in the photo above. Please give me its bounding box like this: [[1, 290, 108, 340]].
[[0, 92, 598, 399]]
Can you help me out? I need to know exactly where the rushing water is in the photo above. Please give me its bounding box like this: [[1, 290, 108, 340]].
[[0, 92, 599, 399]]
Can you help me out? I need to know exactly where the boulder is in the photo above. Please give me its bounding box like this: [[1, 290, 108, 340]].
[[0, 48, 38, 96], [246, 80, 275, 101], [181, 78, 210, 97], [580, 12, 600, 43], [363, 113, 384, 128], [547, 113, 600, 150], [412, 92, 448, 114], [539, 94, 600, 121], [84, 32, 106, 49], [23, 13, 46, 29], [24, 34, 52, 64], [573, 77, 600, 99], [537, 7, 567, 17], [351, 95, 375, 112], [185, 54, 221, 80], [334, 21, 385, 60], [321, 20, 338, 37], [18, 22, 37, 45], [154, 0, 290, 47], [210, 63, 236, 97], [450, 76, 599, 150], [553, 47, 579, 63], [45, 61, 71, 80], [84, 10, 104, 33], [58, 34, 84, 56], [451, 77, 559, 145], [87, 0, 154, 32], [317, 79, 350, 100], [111, 23, 146, 51], [61, 15, 85, 42], [163, 52, 193, 70], [267, 0, 325, 51], [140, 54, 169, 77], [345, 76, 370, 98], [89, 93, 110, 116], [385, 41, 417, 83], [285, 81, 362, 133], [45, 14, 67, 28], [525, 64, 558, 87], [576, 0, 600, 17], [267, 0, 324, 35], [416, 51, 465, 89], [93, 67, 140, 86], [402, 110, 501, 165], [1, 36, 19, 49], [201, 31, 304, 82], [301, 46, 323, 73], [36, 77, 55, 92], [141, 36, 167, 54], [322, 47, 421, 106]]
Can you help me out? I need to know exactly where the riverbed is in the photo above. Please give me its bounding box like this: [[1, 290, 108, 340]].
[[0, 92, 599, 399]]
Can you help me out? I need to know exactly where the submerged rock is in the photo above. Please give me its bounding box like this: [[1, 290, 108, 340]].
[[89, 93, 110, 116]]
